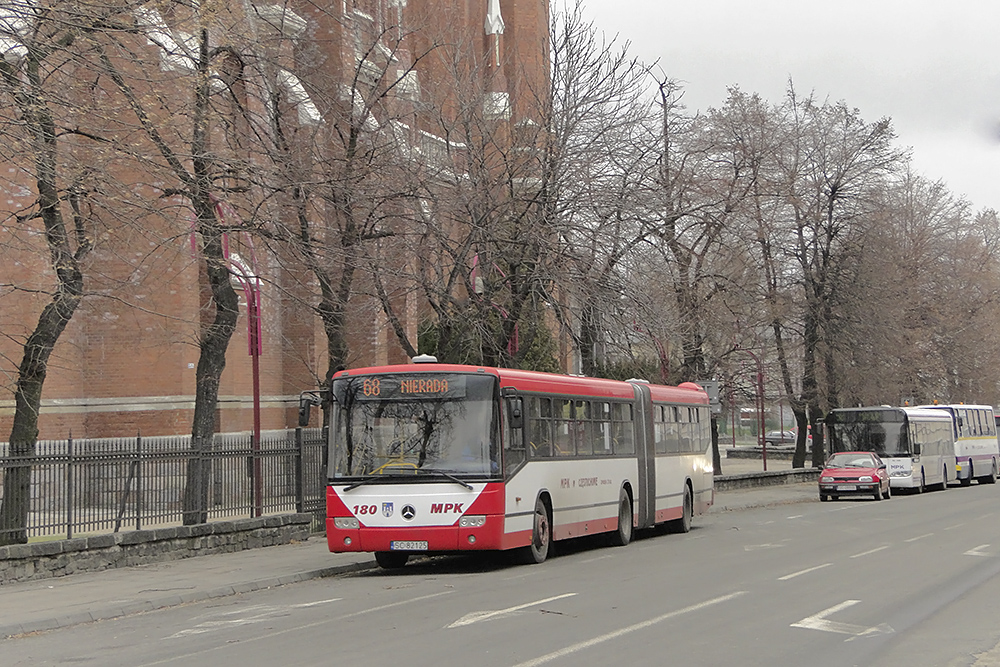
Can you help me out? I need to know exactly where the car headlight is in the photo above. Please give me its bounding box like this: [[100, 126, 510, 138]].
[[334, 517, 359, 529], [820, 476, 833, 483], [858, 476, 873, 483], [459, 515, 486, 528]]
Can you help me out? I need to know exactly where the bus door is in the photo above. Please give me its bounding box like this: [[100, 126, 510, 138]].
[[631, 383, 656, 529]]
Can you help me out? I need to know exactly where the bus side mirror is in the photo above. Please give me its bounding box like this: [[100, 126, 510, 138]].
[[913, 443, 921, 455], [298, 397, 312, 427], [509, 397, 524, 430], [298, 392, 321, 427]]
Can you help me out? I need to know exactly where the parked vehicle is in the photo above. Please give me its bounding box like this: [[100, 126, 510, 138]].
[[764, 430, 796, 446], [818, 451, 891, 501]]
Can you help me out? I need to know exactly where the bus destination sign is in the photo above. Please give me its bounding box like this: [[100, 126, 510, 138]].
[[358, 375, 467, 400]]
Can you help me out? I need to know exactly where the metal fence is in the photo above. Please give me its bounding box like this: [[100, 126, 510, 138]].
[[0, 428, 327, 541]]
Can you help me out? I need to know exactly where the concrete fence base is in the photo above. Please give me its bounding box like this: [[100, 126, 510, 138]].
[[0, 513, 314, 585], [715, 468, 821, 491]]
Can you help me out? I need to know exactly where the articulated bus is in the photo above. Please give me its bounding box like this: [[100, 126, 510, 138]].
[[825, 407, 955, 493], [918, 404, 999, 485], [308, 357, 713, 568]]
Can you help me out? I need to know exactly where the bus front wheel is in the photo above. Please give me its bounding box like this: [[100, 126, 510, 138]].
[[525, 496, 552, 564]]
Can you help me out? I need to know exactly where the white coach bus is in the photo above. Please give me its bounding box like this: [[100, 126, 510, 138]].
[[825, 407, 955, 493], [918, 404, 999, 485]]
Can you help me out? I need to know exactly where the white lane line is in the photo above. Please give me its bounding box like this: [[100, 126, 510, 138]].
[[905, 533, 934, 543], [964, 544, 991, 557], [512, 592, 746, 667], [779, 563, 832, 581], [945, 523, 967, 531], [448, 593, 577, 628], [787, 515, 804, 520], [791, 600, 894, 637], [850, 545, 889, 559], [744, 543, 786, 551]]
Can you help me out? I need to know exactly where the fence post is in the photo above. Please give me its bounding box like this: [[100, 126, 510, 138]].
[[136, 433, 143, 531], [295, 427, 304, 514], [66, 432, 74, 540]]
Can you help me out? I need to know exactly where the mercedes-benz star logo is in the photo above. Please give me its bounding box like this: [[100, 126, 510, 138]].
[[401, 504, 416, 521]]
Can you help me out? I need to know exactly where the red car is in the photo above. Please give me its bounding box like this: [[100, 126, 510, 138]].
[[819, 452, 891, 501]]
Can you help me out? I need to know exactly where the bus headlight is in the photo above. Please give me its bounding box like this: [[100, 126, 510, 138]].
[[459, 515, 486, 528], [334, 517, 359, 529]]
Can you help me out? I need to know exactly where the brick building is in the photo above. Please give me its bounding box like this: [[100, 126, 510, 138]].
[[0, 1, 550, 440]]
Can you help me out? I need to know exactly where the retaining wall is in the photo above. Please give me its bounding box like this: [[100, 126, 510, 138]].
[[715, 468, 821, 491], [0, 513, 313, 585]]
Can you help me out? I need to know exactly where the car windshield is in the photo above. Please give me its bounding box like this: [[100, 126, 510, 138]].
[[329, 373, 500, 480], [826, 453, 876, 468]]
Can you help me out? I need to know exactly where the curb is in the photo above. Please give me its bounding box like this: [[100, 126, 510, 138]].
[[0, 559, 377, 639]]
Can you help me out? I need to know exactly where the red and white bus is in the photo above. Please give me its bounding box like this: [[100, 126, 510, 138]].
[[312, 356, 714, 568]]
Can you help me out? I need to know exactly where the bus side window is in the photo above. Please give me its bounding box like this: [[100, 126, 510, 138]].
[[504, 397, 525, 475], [595, 402, 612, 454], [574, 400, 593, 456], [654, 405, 668, 454], [666, 406, 681, 454], [528, 397, 552, 458], [553, 399, 573, 456], [612, 403, 635, 454]]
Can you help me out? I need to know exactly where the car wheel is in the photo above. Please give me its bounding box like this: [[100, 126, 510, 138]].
[[609, 488, 633, 547], [525, 496, 552, 564], [820, 493, 828, 502], [884, 483, 891, 499], [873, 485, 882, 501], [374, 551, 409, 569]]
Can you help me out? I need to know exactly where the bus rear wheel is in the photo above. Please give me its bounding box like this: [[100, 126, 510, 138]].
[[610, 488, 633, 547], [979, 459, 998, 485], [374, 551, 408, 569], [668, 485, 693, 534]]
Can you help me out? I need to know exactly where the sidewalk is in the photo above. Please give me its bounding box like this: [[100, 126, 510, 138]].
[[0, 481, 816, 639]]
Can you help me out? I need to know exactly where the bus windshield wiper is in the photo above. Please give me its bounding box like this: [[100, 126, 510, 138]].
[[418, 469, 474, 490], [343, 476, 381, 492]]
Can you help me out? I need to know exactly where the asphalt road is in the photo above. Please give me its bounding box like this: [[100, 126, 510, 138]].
[[7, 480, 1000, 666]]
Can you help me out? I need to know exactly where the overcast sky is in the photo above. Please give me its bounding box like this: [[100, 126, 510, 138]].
[[579, 0, 1000, 213]]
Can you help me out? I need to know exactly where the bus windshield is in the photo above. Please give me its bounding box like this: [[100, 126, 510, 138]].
[[827, 420, 909, 458], [329, 373, 500, 480]]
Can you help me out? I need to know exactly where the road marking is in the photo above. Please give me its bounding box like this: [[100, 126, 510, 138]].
[[787, 514, 804, 519], [744, 543, 786, 551], [791, 600, 894, 638], [945, 523, 967, 531], [146, 592, 452, 665], [965, 544, 991, 557], [448, 593, 577, 628], [512, 592, 746, 667], [166, 599, 342, 638], [850, 545, 889, 559], [905, 533, 934, 543], [779, 563, 832, 581]]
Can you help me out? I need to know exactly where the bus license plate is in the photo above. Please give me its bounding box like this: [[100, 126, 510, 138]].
[[391, 541, 428, 551], [837, 484, 857, 491]]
